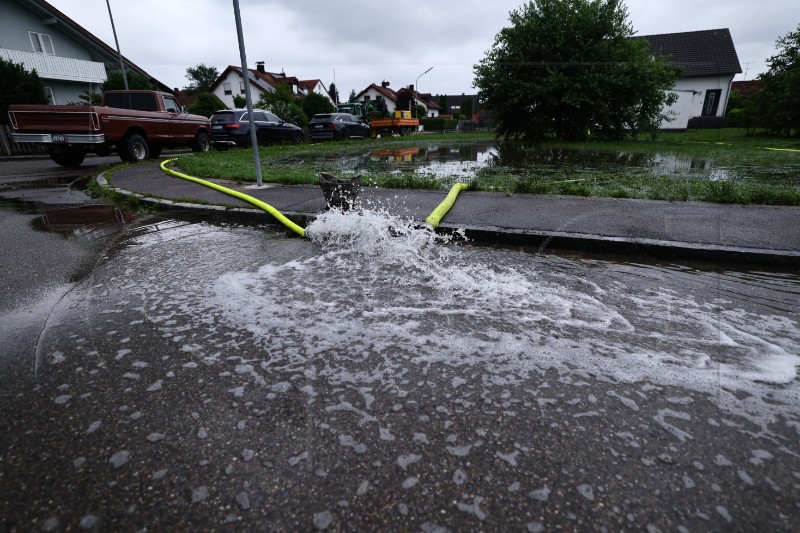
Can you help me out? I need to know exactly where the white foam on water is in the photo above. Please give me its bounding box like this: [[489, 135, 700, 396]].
[[198, 209, 800, 427]]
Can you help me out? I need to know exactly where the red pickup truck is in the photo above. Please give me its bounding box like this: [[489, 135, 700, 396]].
[[8, 90, 211, 167]]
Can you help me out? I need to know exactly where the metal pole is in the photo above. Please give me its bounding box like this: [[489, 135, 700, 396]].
[[414, 66, 433, 118], [232, 0, 263, 186], [105, 0, 128, 89]]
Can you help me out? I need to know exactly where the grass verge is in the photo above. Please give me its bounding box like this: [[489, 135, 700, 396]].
[[168, 130, 799, 206]]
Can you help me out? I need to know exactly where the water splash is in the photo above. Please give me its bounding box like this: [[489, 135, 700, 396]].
[[206, 209, 800, 426]]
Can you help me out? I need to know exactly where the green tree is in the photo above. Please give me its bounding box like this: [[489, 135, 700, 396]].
[[255, 83, 308, 127], [438, 94, 450, 114], [328, 82, 339, 105], [102, 71, 157, 91], [461, 97, 474, 120], [187, 92, 227, 117], [0, 58, 48, 125], [348, 89, 357, 103], [756, 24, 800, 136], [473, 0, 679, 141], [302, 91, 335, 118], [232, 94, 247, 108], [185, 63, 219, 94]]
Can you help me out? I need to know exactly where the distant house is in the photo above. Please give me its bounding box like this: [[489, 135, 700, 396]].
[[355, 82, 441, 117], [637, 28, 742, 130], [0, 0, 167, 104], [209, 61, 333, 109]]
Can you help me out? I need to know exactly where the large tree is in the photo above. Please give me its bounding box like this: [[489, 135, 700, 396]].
[[756, 24, 800, 136], [0, 58, 48, 125], [185, 63, 219, 94], [473, 0, 679, 141]]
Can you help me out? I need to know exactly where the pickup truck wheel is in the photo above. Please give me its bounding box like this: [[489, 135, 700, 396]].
[[48, 145, 85, 167], [192, 132, 210, 153], [120, 134, 149, 163]]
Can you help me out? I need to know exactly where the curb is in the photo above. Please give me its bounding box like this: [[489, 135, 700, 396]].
[[97, 175, 800, 268]]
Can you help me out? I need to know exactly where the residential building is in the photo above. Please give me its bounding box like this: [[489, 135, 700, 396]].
[[355, 82, 441, 117], [0, 0, 167, 104], [637, 28, 742, 130], [209, 61, 333, 109]]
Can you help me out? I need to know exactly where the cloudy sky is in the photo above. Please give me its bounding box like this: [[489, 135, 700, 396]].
[[46, 0, 797, 96]]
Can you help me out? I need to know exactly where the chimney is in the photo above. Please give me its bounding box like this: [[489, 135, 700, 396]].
[[256, 61, 265, 73], [381, 80, 390, 88]]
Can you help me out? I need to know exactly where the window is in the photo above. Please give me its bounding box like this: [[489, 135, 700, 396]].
[[239, 82, 246, 95], [162, 96, 181, 113], [104, 92, 157, 111], [29, 31, 55, 55], [702, 89, 722, 117], [223, 82, 232, 95]]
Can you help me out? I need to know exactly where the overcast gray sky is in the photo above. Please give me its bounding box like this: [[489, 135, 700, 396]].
[[47, 0, 798, 96]]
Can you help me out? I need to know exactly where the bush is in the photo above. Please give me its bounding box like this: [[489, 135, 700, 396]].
[[188, 92, 227, 117], [420, 118, 459, 131]]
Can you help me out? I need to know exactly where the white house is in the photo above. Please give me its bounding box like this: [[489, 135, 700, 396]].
[[209, 61, 333, 109], [355, 82, 441, 117], [0, 0, 166, 105], [638, 28, 742, 130]]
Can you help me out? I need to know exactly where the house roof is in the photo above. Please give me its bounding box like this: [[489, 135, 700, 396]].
[[15, 0, 170, 90], [357, 83, 398, 102], [211, 65, 305, 96], [636, 28, 742, 77]]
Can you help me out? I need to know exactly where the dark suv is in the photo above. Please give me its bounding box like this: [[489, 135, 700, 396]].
[[308, 113, 370, 141], [210, 109, 303, 148]]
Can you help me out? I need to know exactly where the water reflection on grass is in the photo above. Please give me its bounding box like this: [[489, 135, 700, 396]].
[[176, 131, 800, 205]]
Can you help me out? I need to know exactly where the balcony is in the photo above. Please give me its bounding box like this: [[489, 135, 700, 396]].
[[0, 48, 106, 83]]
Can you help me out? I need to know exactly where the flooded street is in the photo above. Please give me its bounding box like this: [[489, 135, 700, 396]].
[[1, 202, 798, 531]]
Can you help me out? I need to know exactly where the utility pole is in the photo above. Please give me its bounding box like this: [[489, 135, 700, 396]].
[[414, 67, 433, 118], [105, 0, 128, 89], [232, 0, 263, 186]]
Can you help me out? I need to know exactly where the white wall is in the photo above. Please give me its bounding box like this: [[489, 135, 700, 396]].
[[660, 75, 734, 130], [359, 87, 396, 113]]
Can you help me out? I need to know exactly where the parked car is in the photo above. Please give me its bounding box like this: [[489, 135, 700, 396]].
[[210, 109, 303, 149], [308, 113, 370, 141]]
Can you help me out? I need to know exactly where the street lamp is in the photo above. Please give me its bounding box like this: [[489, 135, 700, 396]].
[[105, 0, 128, 89], [232, 0, 263, 186], [414, 66, 433, 118]]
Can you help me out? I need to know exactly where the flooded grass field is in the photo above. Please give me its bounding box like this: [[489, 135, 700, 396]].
[[176, 130, 800, 205]]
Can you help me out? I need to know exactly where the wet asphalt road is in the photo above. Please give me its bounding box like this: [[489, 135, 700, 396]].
[[0, 158, 798, 531]]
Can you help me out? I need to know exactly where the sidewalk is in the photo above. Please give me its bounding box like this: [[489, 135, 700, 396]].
[[105, 162, 800, 266]]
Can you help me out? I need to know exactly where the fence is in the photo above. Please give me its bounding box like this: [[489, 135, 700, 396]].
[[0, 125, 48, 156]]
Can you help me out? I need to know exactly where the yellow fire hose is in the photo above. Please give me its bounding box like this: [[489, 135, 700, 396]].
[[160, 159, 469, 236], [160, 159, 306, 238], [425, 182, 468, 229]]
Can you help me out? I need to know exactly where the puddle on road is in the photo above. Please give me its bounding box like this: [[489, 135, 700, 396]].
[[30, 205, 136, 240]]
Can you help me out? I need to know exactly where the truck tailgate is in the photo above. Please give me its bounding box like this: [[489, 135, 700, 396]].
[[10, 105, 98, 133]]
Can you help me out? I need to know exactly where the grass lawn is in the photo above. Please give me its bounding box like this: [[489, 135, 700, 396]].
[[169, 129, 800, 206]]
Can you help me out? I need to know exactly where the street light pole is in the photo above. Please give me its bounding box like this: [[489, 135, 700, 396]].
[[414, 66, 433, 118], [232, 0, 263, 186], [105, 0, 128, 90]]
